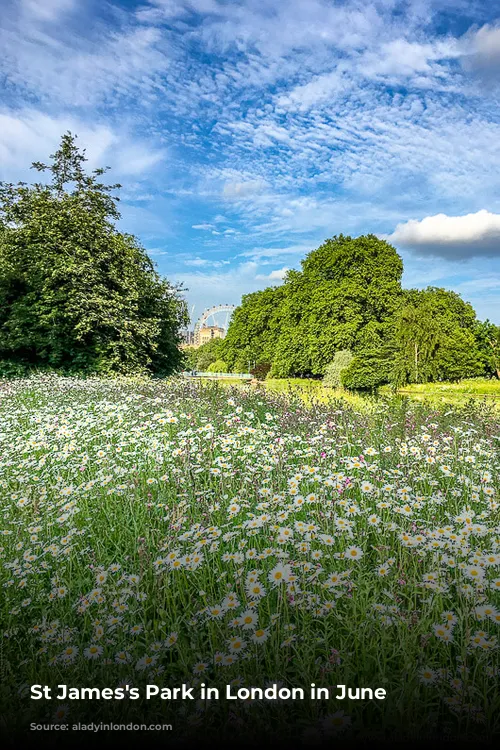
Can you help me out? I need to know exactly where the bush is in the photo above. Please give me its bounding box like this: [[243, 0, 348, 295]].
[[323, 350, 354, 387], [341, 349, 392, 390], [0, 360, 37, 378], [207, 359, 228, 373], [250, 362, 272, 380]]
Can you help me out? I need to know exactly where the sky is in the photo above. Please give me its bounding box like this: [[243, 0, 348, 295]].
[[1, 0, 500, 325]]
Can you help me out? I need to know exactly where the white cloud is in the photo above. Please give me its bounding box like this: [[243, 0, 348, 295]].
[[240, 243, 315, 261], [455, 277, 500, 294], [184, 258, 211, 267], [387, 210, 500, 258], [0, 10, 170, 108], [147, 248, 169, 256], [20, 0, 76, 22], [2, 0, 500, 322], [256, 267, 289, 281], [0, 111, 165, 180], [462, 24, 500, 75], [276, 69, 348, 112], [114, 144, 165, 176], [183, 257, 229, 267]]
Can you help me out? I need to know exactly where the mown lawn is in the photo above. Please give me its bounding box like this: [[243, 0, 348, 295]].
[[394, 378, 500, 396]]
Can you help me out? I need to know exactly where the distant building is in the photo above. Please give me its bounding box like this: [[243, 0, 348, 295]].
[[198, 325, 225, 346], [180, 329, 195, 346]]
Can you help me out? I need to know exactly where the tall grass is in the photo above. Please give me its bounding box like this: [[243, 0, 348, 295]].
[[1, 375, 499, 741]]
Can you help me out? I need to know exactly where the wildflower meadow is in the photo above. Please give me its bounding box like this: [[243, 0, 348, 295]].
[[1, 375, 500, 743]]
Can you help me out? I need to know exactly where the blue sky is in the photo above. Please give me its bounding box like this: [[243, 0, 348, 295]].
[[1, 0, 500, 324]]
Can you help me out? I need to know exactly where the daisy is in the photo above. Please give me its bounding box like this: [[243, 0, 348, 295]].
[[84, 644, 103, 660], [344, 546, 363, 561], [251, 628, 269, 644], [192, 661, 208, 674], [239, 610, 258, 630], [268, 563, 292, 586], [420, 668, 437, 684], [228, 638, 247, 653]]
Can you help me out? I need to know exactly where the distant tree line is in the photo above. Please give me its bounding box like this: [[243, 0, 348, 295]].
[[206, 234, 500, 388], [2, 135, 498, 388], [0, 134, 188, 376]]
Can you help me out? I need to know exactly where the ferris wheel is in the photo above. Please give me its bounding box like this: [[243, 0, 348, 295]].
[[193, 304, 236, 346]]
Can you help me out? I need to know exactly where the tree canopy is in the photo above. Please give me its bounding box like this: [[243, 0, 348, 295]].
[[223, 234, 497, 388], [184, 338, 226, 371], [223, 234, 404, 378], [0, 133, 188, 375]]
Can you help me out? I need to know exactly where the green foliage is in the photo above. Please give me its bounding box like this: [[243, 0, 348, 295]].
[[473, 319, 500, 378], [182, 346, 199, 370], [390, 288, 484, 386], [323, 350, 354, 387], [0, 133, 188, 375], [224, 235, 492, 389], [225, 234, 403, 379], [341, 345, 394, 390], [189, 338, 225, 371], [273, 235, 403, 377], [0, 360, 39, 378], [207, 359, 228, 373], [223, 286, 286, 374], [250, 362, 272, 380]]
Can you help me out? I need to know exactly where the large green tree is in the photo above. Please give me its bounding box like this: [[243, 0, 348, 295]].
[[225, 234, 492, 387], [222, 285, 287, 373], [342, 287, 486, 389], [186, 338, 226, 371], [272, 235, 403, 376], [224, 234, 403, 378], [391, 288, 484, 385], [0, 133, 187, 375], [474, 319, 500, 378]]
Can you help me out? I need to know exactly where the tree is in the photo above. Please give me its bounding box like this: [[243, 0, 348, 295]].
[[341, 343, 395, 390], [222, 235, 491, 387], [225, 234, 403, 378], [223, 286, 286, 373], [474, 320, 500, 378], [192, 338, 226, 371], [392, 301, 442, 385], [0, 133, 188, 375], [390, 288, 485, 386]]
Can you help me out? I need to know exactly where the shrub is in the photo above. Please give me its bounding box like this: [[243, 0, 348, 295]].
[[0, 133, 187, 376], [250, 362, 272, 380], [341, 350, 392, 390], [207, 359, 228, 373], [323, 350, 354, 387]]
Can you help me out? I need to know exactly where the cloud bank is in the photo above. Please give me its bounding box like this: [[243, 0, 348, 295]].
[[388, 210, 500, 259]]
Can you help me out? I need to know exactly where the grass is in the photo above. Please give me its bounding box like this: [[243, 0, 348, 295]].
[[394, 378, 500, 396], [1, 374, 500, 742], [209, 375, 500, 408], [383, 378, 500, 408]]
